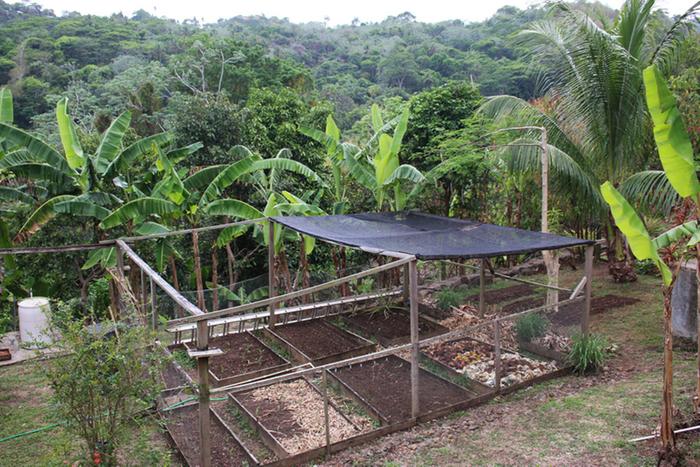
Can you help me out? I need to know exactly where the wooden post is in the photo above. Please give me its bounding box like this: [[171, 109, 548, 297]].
[[409, 259, 420, 419], [322, 370, 331, 457], [196, 320, 211, 467], [150, 277, 157, 331], [403, 264, 410, 304], [211, 250, 219, 311], [582, 245, 593, 336], [115, 244, 125, 318], [268, 221, 277, 326], [479, 258, 486, 317], [493, 319, 502, 391], [192, 230, 206, 312]]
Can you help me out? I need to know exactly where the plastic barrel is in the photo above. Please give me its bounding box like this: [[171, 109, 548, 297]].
[[18, 297, 52, 348]]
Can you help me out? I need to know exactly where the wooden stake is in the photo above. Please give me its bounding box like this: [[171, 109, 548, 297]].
[[116, 244, 125, 319], [493, 320, 502, 391], [479, 258, 486, 318], [211, 250, 219, 311], [322, 370, 331, 457], [140, 268, 146, 317], [268, 221, 277, 326], [403, 264, 409, 304], [409, 259, 420, 419], [582, 245, 593, 336], [197, 320, 212, 467]]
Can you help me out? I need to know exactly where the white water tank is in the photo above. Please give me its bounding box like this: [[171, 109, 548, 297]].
[[18, 297, 52, 348]]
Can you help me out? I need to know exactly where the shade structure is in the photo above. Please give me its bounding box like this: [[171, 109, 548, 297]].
[[272, 211, 594, 260]]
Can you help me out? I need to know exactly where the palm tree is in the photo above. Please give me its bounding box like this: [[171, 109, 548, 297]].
[[479, 0, 699, 281]]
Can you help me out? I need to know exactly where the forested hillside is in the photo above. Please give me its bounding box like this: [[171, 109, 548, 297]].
[[0, 1, 607, 132]]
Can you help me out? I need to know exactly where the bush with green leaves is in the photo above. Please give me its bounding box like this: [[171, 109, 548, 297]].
[[435, 288, 463, 311], [515, 313, 549, 342], [568, 333, 607, 375], [44, 307, 164, 465], [88, 276, 112, 319]]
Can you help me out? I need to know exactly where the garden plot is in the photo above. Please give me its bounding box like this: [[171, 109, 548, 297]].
[[163, 403, 257, 467], [465, 284, 537, 305], [264, 319, 375, 365], [341, 306, 447, 346], [230, 378, 363, 457], [423, 338, 559, 388], [162, 344, 196, 389], [329, 355, 474, 424], [184, 331, 291, 386]]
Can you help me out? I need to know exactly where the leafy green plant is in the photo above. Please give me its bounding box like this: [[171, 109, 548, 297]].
[[171, 348, 195, 370], [515, 313, 549, 343], [87, 276, 111, 319], [435, 288, 463, 311], [568, 333, 607, 375], [43, 307, 164, 466]]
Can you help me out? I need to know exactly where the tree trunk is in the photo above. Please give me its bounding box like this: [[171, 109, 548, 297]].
[[660, 285, 676, 459], [168, 254, 183, 317], [225, 243, 236, 308], [211, 249, 219, 311], [695, 245, 700, 415], [192, 230, 206, 312], [299, 236, 310, 303]]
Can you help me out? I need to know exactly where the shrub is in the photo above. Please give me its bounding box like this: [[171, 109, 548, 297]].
[[43, 306, 164, 465], [436, 288, 463, 310], [515, 313, 549, 342], [568, 333, 607, 375], [88, 276, 112, 319]]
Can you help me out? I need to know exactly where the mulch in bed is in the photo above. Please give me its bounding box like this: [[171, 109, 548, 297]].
[[330, 355, 473, 424], [465, 284, 536, 305], [271, 320, 371, 360], [342, 306, 447, 346], [206, 332, 287, 380], [164, 404, 249, 467]]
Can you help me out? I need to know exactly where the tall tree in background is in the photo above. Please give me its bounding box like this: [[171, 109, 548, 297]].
[[480, 0, 699, 282]]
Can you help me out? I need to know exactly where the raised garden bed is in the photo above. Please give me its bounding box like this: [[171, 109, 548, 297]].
[[263, 319, 375, 365], [163, 403, 257, 467], [328, 355, 474, 424], [229, 378, 363, 458], [341, 306, 448, 346], [423, 338, 559, 388], [465, 284, 536, 305], [162, 344, 196, 390], [184, 331, 291, 386]]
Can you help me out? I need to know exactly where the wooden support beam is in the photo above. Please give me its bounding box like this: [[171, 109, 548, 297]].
[[493, 320, 502, 391], [117, 217, 266, 243], [116, 240, 204, 317], [0, 242, 115, 255], [140, 269, 146, 317], [444, 259, 573, 293], [582, 245, 594, 336], [268, 221, 277, 326], [479, 258, 486, 317], [409, 259, 420, 419], [197, 320, 212, 467]]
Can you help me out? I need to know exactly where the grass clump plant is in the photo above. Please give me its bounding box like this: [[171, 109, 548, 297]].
[[515, 313, 549, 343], [435, 288, 464, 311], [568, 333, 607, 375]]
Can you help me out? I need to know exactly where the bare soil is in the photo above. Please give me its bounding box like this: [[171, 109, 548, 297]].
[[206, 332, 286, 380], [161, 360, 190, 389], [164, 404, 249, 467], [551, 294, 640, 326], [465, 283, 536, 304], [271, 320, 370, 360], [329, 355, 472, 424], [343, 306, 447, 345]]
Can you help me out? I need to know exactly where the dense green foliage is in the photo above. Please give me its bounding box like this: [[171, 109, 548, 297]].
[[515, 313, 549, 343]]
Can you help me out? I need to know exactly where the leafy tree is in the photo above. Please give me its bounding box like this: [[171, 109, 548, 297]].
[[480, 0, 699, 281]]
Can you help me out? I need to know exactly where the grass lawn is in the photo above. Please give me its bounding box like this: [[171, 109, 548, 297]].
[[1, 265, 699, 465]]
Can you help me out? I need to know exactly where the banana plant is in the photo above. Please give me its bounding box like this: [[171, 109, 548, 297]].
[[344, 105, 425, 211], [0, 98, 177, 242], [598, 63, 700, 456]]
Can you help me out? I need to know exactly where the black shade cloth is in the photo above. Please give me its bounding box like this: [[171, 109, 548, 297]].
[[271, 211, 594, 260]]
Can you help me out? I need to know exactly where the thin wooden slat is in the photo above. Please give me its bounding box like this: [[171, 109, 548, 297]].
[[150, 277, 157, 331], [493, 320, 502, 391], [197, 320, 211, 467], [0, 242, 115, 255], [445, 259, 573, 293], [479, 259, 486, 317], [118, 217, 266, 243], [323, 370, 331, 457], [569, 276, 587, 300], [582, 245, 594, 335], [269, 221, 277, 326]]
